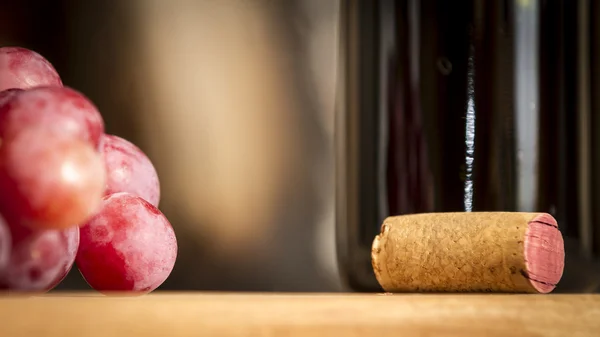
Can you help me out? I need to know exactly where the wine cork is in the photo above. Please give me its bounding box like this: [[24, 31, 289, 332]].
[[371, 212, 565, 293]]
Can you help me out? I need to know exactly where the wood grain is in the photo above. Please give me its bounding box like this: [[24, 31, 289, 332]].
[[0, 293, 598, 337]]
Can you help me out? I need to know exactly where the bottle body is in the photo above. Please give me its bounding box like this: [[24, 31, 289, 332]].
[[336, 0, 587, 292]]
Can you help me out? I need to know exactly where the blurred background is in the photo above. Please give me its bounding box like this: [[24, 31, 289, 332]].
[[0, 0, 343, 292]]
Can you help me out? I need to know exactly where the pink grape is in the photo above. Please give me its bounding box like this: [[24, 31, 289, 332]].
[[0, 86, 104, 149], [101, 134, 160, 206], [0, 88, 23, 107], [0, 47, 62, 91], [0, 215, 10, 272], [0, 221, 79, 292], [77, 192, 177, 294], [0, 127, 106, 230]]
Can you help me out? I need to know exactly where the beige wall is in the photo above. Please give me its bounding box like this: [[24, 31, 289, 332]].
[[34, 0, 342, 291]]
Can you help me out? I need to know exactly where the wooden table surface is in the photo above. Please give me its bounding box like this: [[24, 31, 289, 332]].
[[1, 293, 599, 337]]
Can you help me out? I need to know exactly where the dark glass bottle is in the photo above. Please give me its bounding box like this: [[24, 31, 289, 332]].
[[335, 0, 597, 292]]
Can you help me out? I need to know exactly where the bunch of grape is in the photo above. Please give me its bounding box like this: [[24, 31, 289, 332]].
[[0, 47, 177, 294]]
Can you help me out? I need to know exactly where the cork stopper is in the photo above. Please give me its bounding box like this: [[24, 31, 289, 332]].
[[371, 212, 565, 293]]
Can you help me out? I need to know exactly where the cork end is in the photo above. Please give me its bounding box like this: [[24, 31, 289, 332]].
[[523, 213, 565, 293], [371, 223, 391, 290]]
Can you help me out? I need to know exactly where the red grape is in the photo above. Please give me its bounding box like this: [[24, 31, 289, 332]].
[[0, 86, 104, 149], [77, 192, 177, 294], [0, 47, 62, 91], [101, 134, 160, 206], [0, 127, 106, 230], [0, 215, 10, 272], [0, 221, 79, 292], [0, 88, 23, 107]]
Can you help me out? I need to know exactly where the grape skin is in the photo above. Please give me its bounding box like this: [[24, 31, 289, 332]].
[[0, 127, 106, 230], [101, 134, 161, 207], [0, 221, 79, 292], [0, 86, 104, 149], [0, 88, 23, 107], [77, 192, 177, 294], [0, 47, 62, 91], [0, 47, 177, 293]]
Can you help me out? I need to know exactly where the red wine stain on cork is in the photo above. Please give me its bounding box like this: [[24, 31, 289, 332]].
[[523, 213, 565, 293]]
